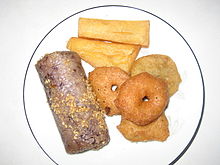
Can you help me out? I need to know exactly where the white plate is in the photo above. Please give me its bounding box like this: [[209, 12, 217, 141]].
[[23, 5, 205, 165]]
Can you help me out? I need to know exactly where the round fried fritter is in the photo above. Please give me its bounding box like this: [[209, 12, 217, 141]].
[[131, 54, 181, 96], [89, 67, 129, 116], [117, 113, 169, 142], [115, 72, 169, 125]]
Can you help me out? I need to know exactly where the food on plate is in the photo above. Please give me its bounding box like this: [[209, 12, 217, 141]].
[[35, 51, 110, 154], [78, 17, 150, 47], [117, 113, 169, 142], [34, 16, 183, 148], [89, 67, 129, 116], [66, 37, 140, 73], [115, 72, 169, 126], [131, 54, 181, 96]]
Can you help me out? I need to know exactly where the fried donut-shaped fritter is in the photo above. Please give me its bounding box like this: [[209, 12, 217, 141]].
[[115, 72, 169, 125], [131, 54, 181, 96], [117, 113, 169, 142], [89, 67, 129, 116]]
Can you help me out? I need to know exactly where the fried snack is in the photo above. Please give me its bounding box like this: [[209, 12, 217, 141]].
[[89, 67, 129, 116], [35, 51, 109, 154], [67, 37, 140, 73], [115, 72, 169, 126], [117, 113, 169, 142], [78, 18, 150, 47], [131, 54, 181, 96]]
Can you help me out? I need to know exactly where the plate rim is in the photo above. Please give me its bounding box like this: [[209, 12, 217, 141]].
[[22, 5, 205, 165]]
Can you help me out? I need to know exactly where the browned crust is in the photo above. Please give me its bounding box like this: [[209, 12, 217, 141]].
[[131, 54, 181, 96], [117, 113, 169, 142], [89, 67, 129, 116], [115, 72, 169, 126]]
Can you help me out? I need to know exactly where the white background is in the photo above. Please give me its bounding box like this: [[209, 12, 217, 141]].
[[0, 0, 219, 165]]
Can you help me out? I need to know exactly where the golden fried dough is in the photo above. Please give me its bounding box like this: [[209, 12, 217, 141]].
[[89, 67, 129, 116], [78, 18, 150, 47], [67, 37, 140, 73], [115, 72, 169, 125], [131, 54, 181, 96], [117, 113, 169, 142]]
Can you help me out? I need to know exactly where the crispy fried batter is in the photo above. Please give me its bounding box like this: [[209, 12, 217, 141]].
[[78, 18, 150, 47], [117, 113, 169, 142], [131, 54, 181, 96], [115, 72, 169, 125], [67, 37, 140, 73], [89, 67, 129, 116]]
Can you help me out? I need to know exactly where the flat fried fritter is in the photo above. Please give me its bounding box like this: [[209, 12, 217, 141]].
[[117, 113, 169, 142], [131, 54, 181, 96]]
